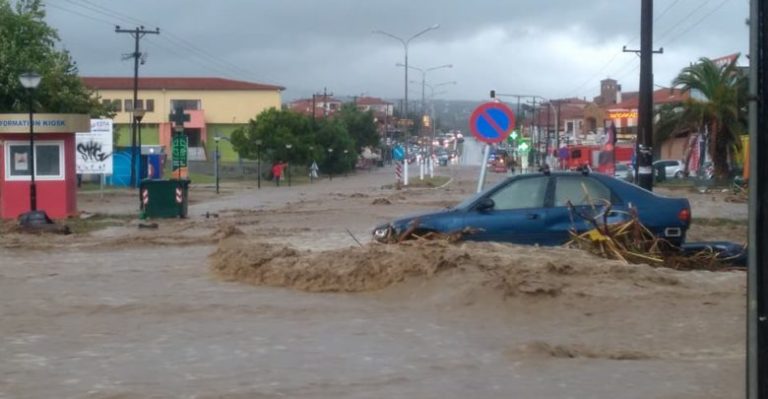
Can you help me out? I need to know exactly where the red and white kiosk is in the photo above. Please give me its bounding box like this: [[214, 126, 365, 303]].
[[0, 113, 90, 219]]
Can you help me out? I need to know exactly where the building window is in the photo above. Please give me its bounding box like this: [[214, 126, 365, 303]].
[[112, 99, 122, 112], [134, 99, 144, 111], [7, 144, 30, 177], [4, 141, 65, 181], [125, 99, 133, 111], [170, 99, 201, 111], [101, 99, 111, 107], [146, 99, 155, 112], [35, 144, 61, 177]]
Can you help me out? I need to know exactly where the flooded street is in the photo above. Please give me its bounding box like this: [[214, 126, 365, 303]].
[[0, 165, 748, 398]]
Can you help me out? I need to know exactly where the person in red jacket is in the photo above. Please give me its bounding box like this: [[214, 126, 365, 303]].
[[272, 161, 285, 186]]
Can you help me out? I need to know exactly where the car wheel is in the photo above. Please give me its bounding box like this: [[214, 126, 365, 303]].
[[674, 171, 684, 179]]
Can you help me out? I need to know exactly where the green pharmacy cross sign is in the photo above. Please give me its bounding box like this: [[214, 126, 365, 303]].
[[172, 134, 188, 170], [169, 107, 190, 129], [169, 107, 190, 178], [507, 130, 519, 144]]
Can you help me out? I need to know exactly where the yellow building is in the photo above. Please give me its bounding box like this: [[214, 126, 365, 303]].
[[83, 77, 284, 161]]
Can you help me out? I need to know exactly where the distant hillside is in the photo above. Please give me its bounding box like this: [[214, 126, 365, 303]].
[[384, 99, 483, 133]]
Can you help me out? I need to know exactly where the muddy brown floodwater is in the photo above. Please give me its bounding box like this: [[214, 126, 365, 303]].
[[0, 166, 749, 398]]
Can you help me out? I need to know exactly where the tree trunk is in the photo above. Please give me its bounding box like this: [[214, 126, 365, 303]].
[[709, 119, 729, 179]]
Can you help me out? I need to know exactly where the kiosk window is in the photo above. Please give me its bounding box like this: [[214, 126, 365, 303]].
[[5, 141, 64, 181], [8, 145, 31, 177], [36, 145, 61, 177]]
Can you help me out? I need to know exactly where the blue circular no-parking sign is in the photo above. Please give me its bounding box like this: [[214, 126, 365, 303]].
[[468, 102, 516, 144]]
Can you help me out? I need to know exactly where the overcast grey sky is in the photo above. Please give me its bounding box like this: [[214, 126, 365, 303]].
[[42, 0, 749, 102]]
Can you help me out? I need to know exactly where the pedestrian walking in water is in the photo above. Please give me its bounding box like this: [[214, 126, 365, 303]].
[[272, 161, 285, 186]]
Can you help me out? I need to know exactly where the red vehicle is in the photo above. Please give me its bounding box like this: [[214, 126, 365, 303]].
[[561, 144, 634, 174]]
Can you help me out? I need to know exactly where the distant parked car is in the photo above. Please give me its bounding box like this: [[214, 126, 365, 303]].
[[653, 159, 686, 178], [614, 163, 634, 181], [373, 172, 691, 247]]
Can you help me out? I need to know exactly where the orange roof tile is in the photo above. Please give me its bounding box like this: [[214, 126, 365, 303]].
[[82, 77, 284, 91]]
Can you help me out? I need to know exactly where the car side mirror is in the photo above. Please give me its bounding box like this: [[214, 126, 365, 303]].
[[476, 197, 495, 212]]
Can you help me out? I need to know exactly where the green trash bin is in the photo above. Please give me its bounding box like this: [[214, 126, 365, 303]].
[[654, 164, 667, 183], [139, 179, 190, 218]]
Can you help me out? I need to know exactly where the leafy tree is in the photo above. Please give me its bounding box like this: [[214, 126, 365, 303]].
[[314, 118, 355, 174], [231, 108, 315, 165], [0, 0, 109, 116], [665, 56, 747, 178], [338, 103, 379, 150]]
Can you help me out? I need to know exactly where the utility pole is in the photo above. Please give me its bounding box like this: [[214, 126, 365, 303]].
[[312, 94, 316, 121], [554, 100, 561, 169], [623, 0, 663, 190], [748, 1, 767, 397], [531, 97, 537, 165], [546, 103, 551, 166], [116, 25, 159, 188]]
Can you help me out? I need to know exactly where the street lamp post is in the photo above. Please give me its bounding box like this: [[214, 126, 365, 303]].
[[420, 80, 457, 177], [285, 144, 293, 187], [373, 24, 440, 186], [309, 146, 315, 183], [255, 139, 263, 189], [343, 149, 349, 177], [327, 148, 334, 181], [214, 134, 221, 194], [18, 72, 42, 216], [396, 63, 452, 116]]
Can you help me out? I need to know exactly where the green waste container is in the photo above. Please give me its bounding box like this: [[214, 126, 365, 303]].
[[139, 179, 190, 218], [654, 164, 667, 183]]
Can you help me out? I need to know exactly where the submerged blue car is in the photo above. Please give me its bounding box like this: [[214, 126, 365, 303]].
[[373, 172, 692, 246]]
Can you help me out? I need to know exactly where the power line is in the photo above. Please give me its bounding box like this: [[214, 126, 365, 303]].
[[45, 2, 113, 26], [48, 0, 267, 83], [654, 0, 684, 25], [64, 0, 144, 26], [562, 0, 685, 98], [655, 0, 716, 43], [658, 0, 734, 47], [64, 0, 253, 78]]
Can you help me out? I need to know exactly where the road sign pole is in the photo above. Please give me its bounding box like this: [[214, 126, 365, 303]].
[[469, 100, 516, 193], [404, 158, 409, 186], [476, 144, 491, 193]]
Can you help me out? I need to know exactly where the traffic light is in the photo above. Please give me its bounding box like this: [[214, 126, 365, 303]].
[[490, 90, 496, 99], [422, 114, 431, 128]]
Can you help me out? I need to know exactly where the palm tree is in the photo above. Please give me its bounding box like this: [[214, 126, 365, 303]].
[[667, 56, 747, 178]]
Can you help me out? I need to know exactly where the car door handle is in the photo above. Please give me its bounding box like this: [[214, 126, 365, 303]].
[[526, 213, 539, 220]]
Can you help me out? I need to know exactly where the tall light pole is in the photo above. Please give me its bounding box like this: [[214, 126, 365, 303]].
[[327, 148, 334, 181], [373, 24, 440, 186], [420, 80, 457, 174], [396, 63, 452, 115], [18, 72, 42, 216]]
